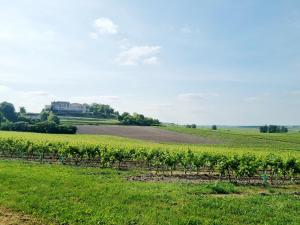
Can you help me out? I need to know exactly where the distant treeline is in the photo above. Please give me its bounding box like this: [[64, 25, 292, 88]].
[[118, 112, 160, 126], [259, 125, 288, 133], [84, 103, 119, 119], [0, 102, 77, 134]]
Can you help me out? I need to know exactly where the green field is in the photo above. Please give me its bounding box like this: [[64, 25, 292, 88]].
[[0, 128, 300, 224], [0, 160, 299, 225], [161, 126, 300, 150], [59, 116, 120, 126], [0, 130, 300, 158]]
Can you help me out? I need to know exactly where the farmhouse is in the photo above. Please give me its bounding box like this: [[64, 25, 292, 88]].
[[49, 101, 88, 114]]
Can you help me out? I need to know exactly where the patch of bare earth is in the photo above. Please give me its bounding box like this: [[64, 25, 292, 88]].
[[77, 125, 220, 144], [126, 173, 300, 186], [0, 208, 42, 225]]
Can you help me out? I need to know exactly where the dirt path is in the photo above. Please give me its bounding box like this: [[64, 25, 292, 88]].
[[0, 208, 42, 225], [77, 125, 220, 144]]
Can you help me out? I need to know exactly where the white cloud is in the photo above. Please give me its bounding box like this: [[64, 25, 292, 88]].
[[116, 45, 161, 66], [0, 85, 55, 112], [178, 92, 219, 101], [118, 38, 131, 49], [143, 56, 159, 65], [70, 95, 120, 104], [89, 32, 99, 39], [94, 18, 118, 34]]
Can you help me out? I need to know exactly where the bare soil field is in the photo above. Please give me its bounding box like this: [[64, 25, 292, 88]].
[[76, 125, 219, 144], [126, 173, 300, 186], [0, 208, 41, 225]]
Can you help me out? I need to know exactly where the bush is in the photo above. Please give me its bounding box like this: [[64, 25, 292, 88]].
[[118, 112, 160, 126], [0, 121, 14, 131], [186, 124, 196, 129], [259, 125, 288, 133], [0, 121, 77, 134]]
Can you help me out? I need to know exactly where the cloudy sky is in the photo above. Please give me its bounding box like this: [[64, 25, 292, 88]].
[[0, 0, 300, 125]]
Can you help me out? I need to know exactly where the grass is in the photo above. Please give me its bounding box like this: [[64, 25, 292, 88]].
[[0, 131, 300, 159], [161, 126, 300, 150], [59, 116, 120, 126], [0, 160, 299, 225]]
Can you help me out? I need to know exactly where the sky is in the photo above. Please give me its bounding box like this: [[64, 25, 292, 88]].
[[0, 0, 300, 125]]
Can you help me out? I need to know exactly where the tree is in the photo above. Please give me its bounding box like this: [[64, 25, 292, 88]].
[[259, 125, 288, 133], [0, 102, 17, 121], [19, 106, 26, 115], [212, 125, 217, 130], [40, 110, 50, 121], [0, 112, 4, 124], [47, 112, 60, 124], [118, 112, 160, 126], [89, 103, 118, 118], [259, 125, 268, 133]]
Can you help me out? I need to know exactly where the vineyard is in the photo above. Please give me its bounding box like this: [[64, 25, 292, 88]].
[[0, 131, 299, 184]]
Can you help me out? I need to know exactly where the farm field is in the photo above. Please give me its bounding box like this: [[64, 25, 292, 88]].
[[59, 116, 120, 126], [76, 125, 219, 144], [0, 160, 299, 225], [161, 126, 300, 149], [0, 129, 299, 225], [1, 130, 300, 158]]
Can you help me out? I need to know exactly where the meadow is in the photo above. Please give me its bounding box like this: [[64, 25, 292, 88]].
[[0, 160, 299, 225]]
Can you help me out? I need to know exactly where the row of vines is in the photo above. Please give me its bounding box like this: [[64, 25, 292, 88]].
[[0, 137, 299, 183]]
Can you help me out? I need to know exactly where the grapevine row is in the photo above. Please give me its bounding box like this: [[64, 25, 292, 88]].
[[0, 137, 299, 183]]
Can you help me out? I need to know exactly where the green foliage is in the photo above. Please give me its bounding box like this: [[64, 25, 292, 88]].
[[19, 106, 26, 115], [88, 103, 119, 118], [259, 125, 288, 133], [40, 110, 50, 121], [0, 103, 76, 134], [0, 121, 76, 134], [118, 112, 160, 126], [47, 112, 60, 124], [212, 125, 217, 130], [186, 124, 197, 128], [0, 101, 17, 122], [0, 132, 298, 180], [0, 112, 4, 124]]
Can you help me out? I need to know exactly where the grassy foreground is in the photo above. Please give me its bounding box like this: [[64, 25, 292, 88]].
[[0, 160, 299, 225]]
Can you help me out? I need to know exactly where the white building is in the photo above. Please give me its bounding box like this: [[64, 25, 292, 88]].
[[50, 101, 87, 114]]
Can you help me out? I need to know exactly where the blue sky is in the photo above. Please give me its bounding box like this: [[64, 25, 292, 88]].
[[0, 0, 300, 125]]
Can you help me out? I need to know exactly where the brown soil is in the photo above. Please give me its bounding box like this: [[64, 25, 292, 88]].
[[126, 173, 300, 185], [0, 208, 42, 225], [77, 125, 220, 144]]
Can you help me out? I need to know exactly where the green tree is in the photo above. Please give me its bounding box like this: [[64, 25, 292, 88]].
[[0, 102, 17, 121], [0, 112, 4, 124], [19, 106, 26, 115], [47, 112, 60, 124], [89, 103, 118, 118], [40, 110, 50, 121]]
